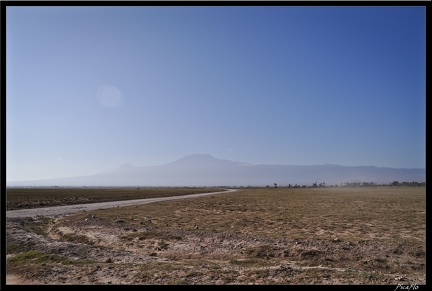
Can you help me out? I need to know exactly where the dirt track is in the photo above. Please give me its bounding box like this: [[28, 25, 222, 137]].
[[6, 189, 237, 219], [6, 189, 237, 285], [5, 188, 425, 285]]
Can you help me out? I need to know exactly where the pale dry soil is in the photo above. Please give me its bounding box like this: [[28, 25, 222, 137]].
[[6, 187, 426, 285]]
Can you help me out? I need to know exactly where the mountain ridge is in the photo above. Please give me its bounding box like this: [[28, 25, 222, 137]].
[[7, 154, 425, 187]]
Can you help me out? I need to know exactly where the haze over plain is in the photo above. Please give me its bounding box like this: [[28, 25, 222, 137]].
[[6, 154, 425, 187], [6, 5, 426, 183]]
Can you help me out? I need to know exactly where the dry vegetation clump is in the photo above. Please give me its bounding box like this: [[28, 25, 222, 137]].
[[6, 186, 425, 285]]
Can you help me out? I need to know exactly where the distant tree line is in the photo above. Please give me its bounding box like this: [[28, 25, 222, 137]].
[[340, 181, 425, 187], [389, 181, 425, 187], [267, 181, 425, 188], [225, 180, 425, 188]]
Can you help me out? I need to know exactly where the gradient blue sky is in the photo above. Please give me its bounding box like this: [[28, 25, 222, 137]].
[[6, 5, 426, 182]]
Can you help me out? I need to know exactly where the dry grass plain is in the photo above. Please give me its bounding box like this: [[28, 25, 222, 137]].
[[6, 186, 426, 285]]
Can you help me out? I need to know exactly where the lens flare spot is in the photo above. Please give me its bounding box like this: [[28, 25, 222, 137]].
[[96, 84, 125, 108]]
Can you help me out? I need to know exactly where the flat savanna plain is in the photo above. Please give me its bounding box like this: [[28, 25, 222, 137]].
[[6, 186, 426, 285]]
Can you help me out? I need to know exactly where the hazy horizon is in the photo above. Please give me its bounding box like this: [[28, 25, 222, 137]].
[[6, 5, 426, 182], [6, 153, 426, 187], [7, 153, 427, 183]]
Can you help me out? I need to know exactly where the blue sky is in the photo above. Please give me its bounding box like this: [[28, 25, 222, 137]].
[[6, 5, 426, 181]]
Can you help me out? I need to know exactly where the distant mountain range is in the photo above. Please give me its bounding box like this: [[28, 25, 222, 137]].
[[7, 154, 426, 187]]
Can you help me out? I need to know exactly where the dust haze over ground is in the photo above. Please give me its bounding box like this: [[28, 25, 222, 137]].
[[5, 187, 426, 285]]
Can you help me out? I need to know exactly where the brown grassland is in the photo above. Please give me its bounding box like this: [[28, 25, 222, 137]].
[[6, 186, 426, 285]]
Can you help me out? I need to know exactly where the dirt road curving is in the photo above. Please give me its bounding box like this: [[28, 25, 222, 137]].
[[6, 189, 237, 219], [6, 189, 237, 285], [6, 187, 425, 285]]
